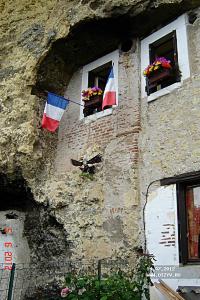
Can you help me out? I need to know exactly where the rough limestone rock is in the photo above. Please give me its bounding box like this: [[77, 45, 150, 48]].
[[0, 0, 200, 270]]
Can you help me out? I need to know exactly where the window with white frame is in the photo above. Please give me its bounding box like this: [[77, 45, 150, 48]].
[[177, 181, 200, 264], [160, 172, 200, 265], [81, 50, 119, 119], [141, 14, 190, 101]]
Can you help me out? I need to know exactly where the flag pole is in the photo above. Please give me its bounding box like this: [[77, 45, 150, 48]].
[[67, 98, 84, 107], [44, 90, 84, 107]]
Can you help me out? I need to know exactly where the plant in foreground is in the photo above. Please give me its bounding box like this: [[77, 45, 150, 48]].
[[60, 255, 154, 300]]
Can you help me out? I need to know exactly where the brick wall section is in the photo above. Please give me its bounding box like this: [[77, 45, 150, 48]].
[[55, 46, 141, 173]]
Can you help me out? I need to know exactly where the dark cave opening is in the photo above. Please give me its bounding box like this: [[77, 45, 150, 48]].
[[0, 173, 72, 298], [0, 170, 71, 299], [0, 171, 71, 267], [0, 171, 34, 211]]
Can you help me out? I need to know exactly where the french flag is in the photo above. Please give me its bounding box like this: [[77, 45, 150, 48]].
[[42, 92, 69, 132], [102, 67, 116, 110]]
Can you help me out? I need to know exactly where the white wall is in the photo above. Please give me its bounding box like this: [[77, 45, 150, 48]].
[[145, 185, 200, 298], [0, 210, 30, 299], [0, 210, 30, 267]]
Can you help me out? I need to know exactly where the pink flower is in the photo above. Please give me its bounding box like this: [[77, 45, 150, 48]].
[[61, 287, 71, 298], [143, 57, 172, 77], [82, 86, 103, 101]]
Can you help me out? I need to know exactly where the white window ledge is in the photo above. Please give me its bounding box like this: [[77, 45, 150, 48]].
[[83, 108, 113, 124], [147, 82, 182, 102]]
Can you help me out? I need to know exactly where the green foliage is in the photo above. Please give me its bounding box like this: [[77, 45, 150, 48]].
[[135, 255, 155, 300], [60, 255, 154, 300], [79, 172, 94, 181]]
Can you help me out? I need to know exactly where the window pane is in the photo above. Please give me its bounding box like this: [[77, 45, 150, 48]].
[[88, 62, 112, 91], [86, 61, 112, 117], [186, 186, 200, 260], [147, 32, 179, 95], [151, 37, 175, 65]]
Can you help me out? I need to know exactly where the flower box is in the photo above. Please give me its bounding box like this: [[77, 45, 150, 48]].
[[143, 57, 177, 94], [83, 95, 103, 117], [148, 68, 173, 84]]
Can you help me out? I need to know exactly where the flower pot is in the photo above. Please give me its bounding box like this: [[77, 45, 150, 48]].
[[83, 95, 103, 117]]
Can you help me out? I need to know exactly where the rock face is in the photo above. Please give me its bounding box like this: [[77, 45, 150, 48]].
[[0, 0, 200, 282]]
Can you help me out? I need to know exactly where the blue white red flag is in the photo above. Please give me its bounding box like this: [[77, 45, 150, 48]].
[[102, 67, 116, 110], [42, 92, 69, 132]]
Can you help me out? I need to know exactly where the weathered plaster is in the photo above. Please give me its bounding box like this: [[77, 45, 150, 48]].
[[141, 8, 200, 298], [145, 185, 200, 293]]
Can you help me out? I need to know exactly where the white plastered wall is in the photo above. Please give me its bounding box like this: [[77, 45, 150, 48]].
[[0, 210, 30, 266], [145, 185, 200, 299]]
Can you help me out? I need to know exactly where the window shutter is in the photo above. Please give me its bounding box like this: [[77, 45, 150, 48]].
[[172, 30, 181, 82], [146, 43, 155, 95], [177, 183, 188, 264], [149, 43, 155, 64]]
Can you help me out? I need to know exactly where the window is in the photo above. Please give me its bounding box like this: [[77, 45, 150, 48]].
[[141, 14, 190, 101], [146, 31, 181, 95], [177, 181, 200, 264], [84, 62, 112, 118], [81, 50, 119, 120]]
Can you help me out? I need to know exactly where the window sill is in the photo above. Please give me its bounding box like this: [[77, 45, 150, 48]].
[[83, 108, 113, 124], [147, 82, 182, 102], [180, 261, 200, 266]]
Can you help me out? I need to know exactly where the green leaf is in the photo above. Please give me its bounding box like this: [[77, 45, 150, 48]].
[[65, 273, 72, 284], [95, 280, 100, 288]]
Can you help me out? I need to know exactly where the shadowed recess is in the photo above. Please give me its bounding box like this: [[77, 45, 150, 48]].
[[33, 1, 199, 96], [0, 171, 34, 210]]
